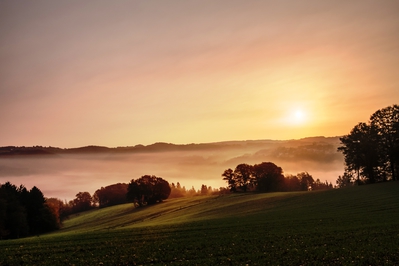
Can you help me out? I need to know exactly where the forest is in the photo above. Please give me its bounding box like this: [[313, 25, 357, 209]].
[[0, 183, 59, 239]]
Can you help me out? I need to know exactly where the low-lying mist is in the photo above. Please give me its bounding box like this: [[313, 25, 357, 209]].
[[0, 137, 344, 201]]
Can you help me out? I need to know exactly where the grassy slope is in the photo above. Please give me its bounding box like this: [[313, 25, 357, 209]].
[[1, 182, 399, 265], [60, 192, 302, 234]]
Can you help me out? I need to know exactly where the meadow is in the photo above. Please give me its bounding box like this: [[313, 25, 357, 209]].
[[1, 182, 399, 265]]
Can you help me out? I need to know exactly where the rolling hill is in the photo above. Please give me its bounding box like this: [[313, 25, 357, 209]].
[[61, 181, 399, 232], [1, 182, 399, 265]]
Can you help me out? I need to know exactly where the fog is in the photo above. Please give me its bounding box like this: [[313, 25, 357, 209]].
[[0, 137, 344, 201]]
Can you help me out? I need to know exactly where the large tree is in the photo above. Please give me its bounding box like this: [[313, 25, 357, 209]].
[[26, 186, 57, 234], [222, 168, 237, 192], [0, 182, 58, 239], [338, 105, 398, 184], [71, 192, 93, 213], [370, 104, 399, 181], [338, 122, 382, 183], [253, 162, 284, 192], [297, 172, 315, 191], [234, 164, 254, 192], [127, 175, 171, 207], [284, 174, 301, 191], [93, 183, 128, 208]]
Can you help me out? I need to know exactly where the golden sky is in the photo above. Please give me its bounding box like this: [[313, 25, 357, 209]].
[[1, 1, 398, 147]]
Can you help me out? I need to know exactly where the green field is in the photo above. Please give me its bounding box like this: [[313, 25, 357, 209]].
[[1, 182, 399, 265]]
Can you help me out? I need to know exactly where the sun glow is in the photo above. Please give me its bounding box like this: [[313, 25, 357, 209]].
[[294, 110, 305, 121], [289, 108, 307, 125]]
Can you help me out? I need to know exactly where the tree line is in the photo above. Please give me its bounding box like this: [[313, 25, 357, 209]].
[[68, 176, 226, 211], [1, 174, 226, 239], [0, 182, 59, 239], [0, 160, 340, 241], [2, 160, 334, 240], [66, 177, 220, 211], [222, 162, 332, 193], [0, 176, 173, 239], [53, 176, 174, 214], [337, 104, 399, 187]]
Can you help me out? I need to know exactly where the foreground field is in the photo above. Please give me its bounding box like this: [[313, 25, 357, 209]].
[[1, 182, 399, 265]]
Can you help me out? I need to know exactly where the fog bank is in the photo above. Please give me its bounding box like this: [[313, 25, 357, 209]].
[[0, 137, 344, 201]]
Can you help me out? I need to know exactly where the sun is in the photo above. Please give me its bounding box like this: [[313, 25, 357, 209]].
[[294, 110, 304, 120], [291, 109, 307, 124]]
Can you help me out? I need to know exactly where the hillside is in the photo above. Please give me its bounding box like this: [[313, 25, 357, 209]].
[[2, 182, 398, 265], [60, 192, 301, 234], [61, 181, 399, 234]]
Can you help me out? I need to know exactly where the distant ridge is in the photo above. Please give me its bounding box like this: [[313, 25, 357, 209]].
[[0, 136, 341, 156]]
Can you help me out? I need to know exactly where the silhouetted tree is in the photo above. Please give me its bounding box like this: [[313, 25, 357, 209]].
[[0, 182, 27, 238], [284, 174, 301, 191], [0, 182, 58, 239], [222, 168, 237, 192], [127, 175, 171, 207], [234, 164, 254, 192], [187, 186, 197, 196], [297, 172, 314, 191], [200, 184, 208, 195], [71, 192, 93, 213], [26, 186, 50, 234], [93, 183, 128, 208], [6, 203, 28, 239], [0, 199, 6, 237], [312, 179, 333, 190], [222, 162, 321, 193], [338, 123, 383, 183], [169, 182, 187, 198], [46, 198, 70, 225], [338, 105, 399, 185], [336, 172, 354, 188], [370, 104, 399, 181], [253, 162, 284, 192], [221, 159, 333, 193]]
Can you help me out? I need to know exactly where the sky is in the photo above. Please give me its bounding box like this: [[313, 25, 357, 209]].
[[1, 0, 399, 148]]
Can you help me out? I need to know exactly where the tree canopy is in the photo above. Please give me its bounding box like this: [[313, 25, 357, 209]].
[[127, 175, 171, 207], [253, 162, 285, 192], [0, 182, 59, 239], [93, 183, 128, 208], [222, 162, 331, 193], [338, 104, 399, 185]]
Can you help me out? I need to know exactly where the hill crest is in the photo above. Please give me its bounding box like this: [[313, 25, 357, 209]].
[[0, 136, 340, 156]]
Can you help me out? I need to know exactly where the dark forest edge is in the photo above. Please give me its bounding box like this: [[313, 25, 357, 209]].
[[337, 104, 399, 186], [0, 183, 59, 239], [0, 176, 222, 240]]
